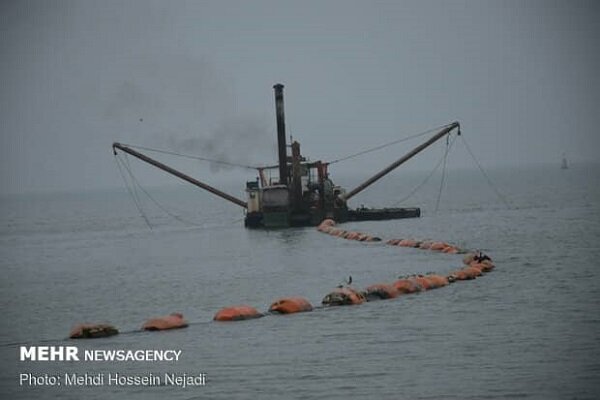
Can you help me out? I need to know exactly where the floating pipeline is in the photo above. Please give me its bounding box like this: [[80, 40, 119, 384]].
[[317, 219, 381, 242], [213, 305, 264, 322], [142, 313, 189, 331], [269, 297, 313, 314], [66, 223, 497, 334], [318, 219, 470, 256], [69, 323, 119, 339]]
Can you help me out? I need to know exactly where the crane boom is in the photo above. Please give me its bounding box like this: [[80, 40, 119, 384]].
[[112, 143, 247, 208], [338, 122, 460, 202]]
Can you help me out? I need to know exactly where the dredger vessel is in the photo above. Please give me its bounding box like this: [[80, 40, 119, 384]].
[[113, 84, 460, 228]]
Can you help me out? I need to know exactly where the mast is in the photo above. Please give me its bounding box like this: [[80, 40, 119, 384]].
[[338, 122, 460, 202], [112, 143, 247, 208]]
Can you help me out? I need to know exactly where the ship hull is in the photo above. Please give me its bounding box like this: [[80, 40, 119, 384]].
[[244, 207, 420, 228]]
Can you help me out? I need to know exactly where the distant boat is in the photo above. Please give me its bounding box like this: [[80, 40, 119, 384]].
[[561, 153, 568, 170]]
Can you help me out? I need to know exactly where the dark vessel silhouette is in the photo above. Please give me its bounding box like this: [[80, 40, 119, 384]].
[[113, 84, 460, 228]]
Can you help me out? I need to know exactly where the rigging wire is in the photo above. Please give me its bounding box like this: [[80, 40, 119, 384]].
[[391, 133, 457, 207], [114, 154, 153, 229], [118, 143, 260, 170], [434, 134, 452, 213], [328, 122, 455, 165], [459, 135, 512, 209], [122, 153, 147, 217], [116, 153, 200, 228]]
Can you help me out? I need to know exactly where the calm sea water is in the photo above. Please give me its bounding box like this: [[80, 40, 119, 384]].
[[1, 164, 599, 399]]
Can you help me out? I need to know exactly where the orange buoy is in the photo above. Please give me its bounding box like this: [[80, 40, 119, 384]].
[[410, 275, 432, 290], [322, 287, 366, 306], [419, 241, 433, 249], [452, 266, 482, 281], [320, 218, 336, 227], [398, 239, 418, 247], [469, 260, 495, 272], [392, 278, 422, 294], [343, 231, 353, 239], [364, 283, 400, 300], [142, 312, 188, 331], [69, 323, 119, 339], [317, 225, 331, 233], [430, 242, 449, 251], [442, 246, 459, 254], [424, 274, 450, 288], [269, 297, 313, 314], [213, 305, 263, 321], [462, 253, 476, 265], [348, 231, 363, 240], [450, 270, 471, 281], [463, 266, 483, 277]]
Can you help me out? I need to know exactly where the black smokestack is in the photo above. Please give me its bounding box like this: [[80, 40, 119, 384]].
[[273, 83, 288, 185]]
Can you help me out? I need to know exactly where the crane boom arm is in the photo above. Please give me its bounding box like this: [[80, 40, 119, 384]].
[[338, 122, 460, 202], [112, 142, 247, 208]]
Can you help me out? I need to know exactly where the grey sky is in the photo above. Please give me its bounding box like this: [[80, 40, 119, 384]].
[[1, 0, 599, 195]]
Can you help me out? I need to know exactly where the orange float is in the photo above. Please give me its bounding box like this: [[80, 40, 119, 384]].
[[317, 225, 331, 233], [442, 246, 460, 254], [322, 287, 366, 306], [424, 274, 450, 288], [430, 242, 449, 251], [320, 218, 335, 227], [462, 253, 476, 265], [449, 270, 470, 281], [213, 305, 263, 321], [342, 231, 356, 239], [419, 241, 433, 249], [269, 297, 313, 314], [348, 232, 363, 240], [142, 313, 188, 331], [69, 323, 119, 339], [398, 239, 419, 247], [392, 278, 423, 294], [463, 266, 483, 277], [469, 261, 495, 272], [451, 266, 482, 281], [364, 283, 400, 300], [410, 275, 433, 290]]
